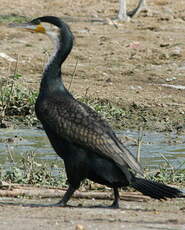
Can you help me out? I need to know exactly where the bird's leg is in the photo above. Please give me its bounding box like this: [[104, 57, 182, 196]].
[[118, 0, 146, 21], [127, 0, 146, 18], [110, 188, 120, 208], [118, 0, 130, 21], [56, 184, 76, 207], [142, 0, 147, 8]]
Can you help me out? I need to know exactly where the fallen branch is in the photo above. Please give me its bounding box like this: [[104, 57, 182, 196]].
[[0, 182, 150, 202]]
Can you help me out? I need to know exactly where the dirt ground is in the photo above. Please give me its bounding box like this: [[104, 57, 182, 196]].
[[0, 195, 184, 230], [0, 0, 185, 229], [1, 0, 185, 130]]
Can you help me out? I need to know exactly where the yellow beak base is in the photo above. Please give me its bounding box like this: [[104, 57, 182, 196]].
[[34, 24, 46, 33]]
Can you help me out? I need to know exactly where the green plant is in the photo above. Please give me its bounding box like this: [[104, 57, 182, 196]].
[[10, 73, 23, 80], [2, 150, 67, 186], [79, 97, 125, 123], [146, 162, 185, 185], [0, 14, 29, 23], [0, 77, 38, 126]]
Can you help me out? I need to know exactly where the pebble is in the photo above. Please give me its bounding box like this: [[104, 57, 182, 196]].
[[75, 224, 85, 230]]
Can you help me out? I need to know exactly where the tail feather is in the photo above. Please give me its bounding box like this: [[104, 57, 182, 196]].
[[131, 177, 185, 199]]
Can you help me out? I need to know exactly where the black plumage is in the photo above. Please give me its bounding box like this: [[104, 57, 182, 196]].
[[16, 16, 184, 208]]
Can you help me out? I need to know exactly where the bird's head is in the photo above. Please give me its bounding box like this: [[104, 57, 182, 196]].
[[9, 16, 73, 41], [9, 16, 74, 67]]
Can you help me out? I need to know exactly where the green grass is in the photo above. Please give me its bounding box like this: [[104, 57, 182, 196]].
[[0, 75, 185, 131], [1, 150, 184, 188], [0, 150, 66, 187], [0, 14, 29, 24], [0, 77, 126, 128], [146, 163, 185, 186], [80, 96, 126, 128], [0, 76, 38, 127]]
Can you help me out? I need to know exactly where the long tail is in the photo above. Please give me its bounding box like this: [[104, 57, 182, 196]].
[[131, 177, 185, 199]]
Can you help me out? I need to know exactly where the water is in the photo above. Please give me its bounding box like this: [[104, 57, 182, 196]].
[[0, 129, 61, 170], [0, 128, 185, 170], [122, 130, 185, 169]]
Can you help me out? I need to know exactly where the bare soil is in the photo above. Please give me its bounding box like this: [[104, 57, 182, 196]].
[[1, 0, 185, 130], [0, 0, 185, 229], [0, 195, 185, 230]]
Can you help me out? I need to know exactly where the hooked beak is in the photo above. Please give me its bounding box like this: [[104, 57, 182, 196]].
[[9, 22, 46, 33]]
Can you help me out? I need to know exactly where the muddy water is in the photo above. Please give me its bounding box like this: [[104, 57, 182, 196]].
[[0, 128, 185, 170]]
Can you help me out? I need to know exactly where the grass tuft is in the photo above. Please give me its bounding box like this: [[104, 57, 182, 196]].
[[146, 163, 185, 186], [0, 76, 38, 127], [0, 150, 66, 187], [0, 14, 29, 24]]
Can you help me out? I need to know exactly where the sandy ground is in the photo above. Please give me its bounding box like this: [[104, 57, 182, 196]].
[[1, 0, 185, 113], [0, 196, 185, 230], [1, 0, 185, 131], [0, 0, 185, 229]]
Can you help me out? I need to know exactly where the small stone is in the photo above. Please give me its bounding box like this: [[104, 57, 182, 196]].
[[75, 224, 85, 230]]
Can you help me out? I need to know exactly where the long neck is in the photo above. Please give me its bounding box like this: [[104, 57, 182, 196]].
[[40, 18, 73, 92]]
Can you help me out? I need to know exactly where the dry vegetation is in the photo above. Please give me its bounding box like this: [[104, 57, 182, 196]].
[[0, 0, 185, 182], [0, 0, 185, 131]]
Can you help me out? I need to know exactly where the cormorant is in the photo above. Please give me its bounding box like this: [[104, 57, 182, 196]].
[[10, 16, 184, 208]]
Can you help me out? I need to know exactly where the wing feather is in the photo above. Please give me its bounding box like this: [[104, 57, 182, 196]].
[[38, 96, 144, 176]]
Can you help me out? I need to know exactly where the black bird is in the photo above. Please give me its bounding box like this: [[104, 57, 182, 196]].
[[10, 16, 184, 208]]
